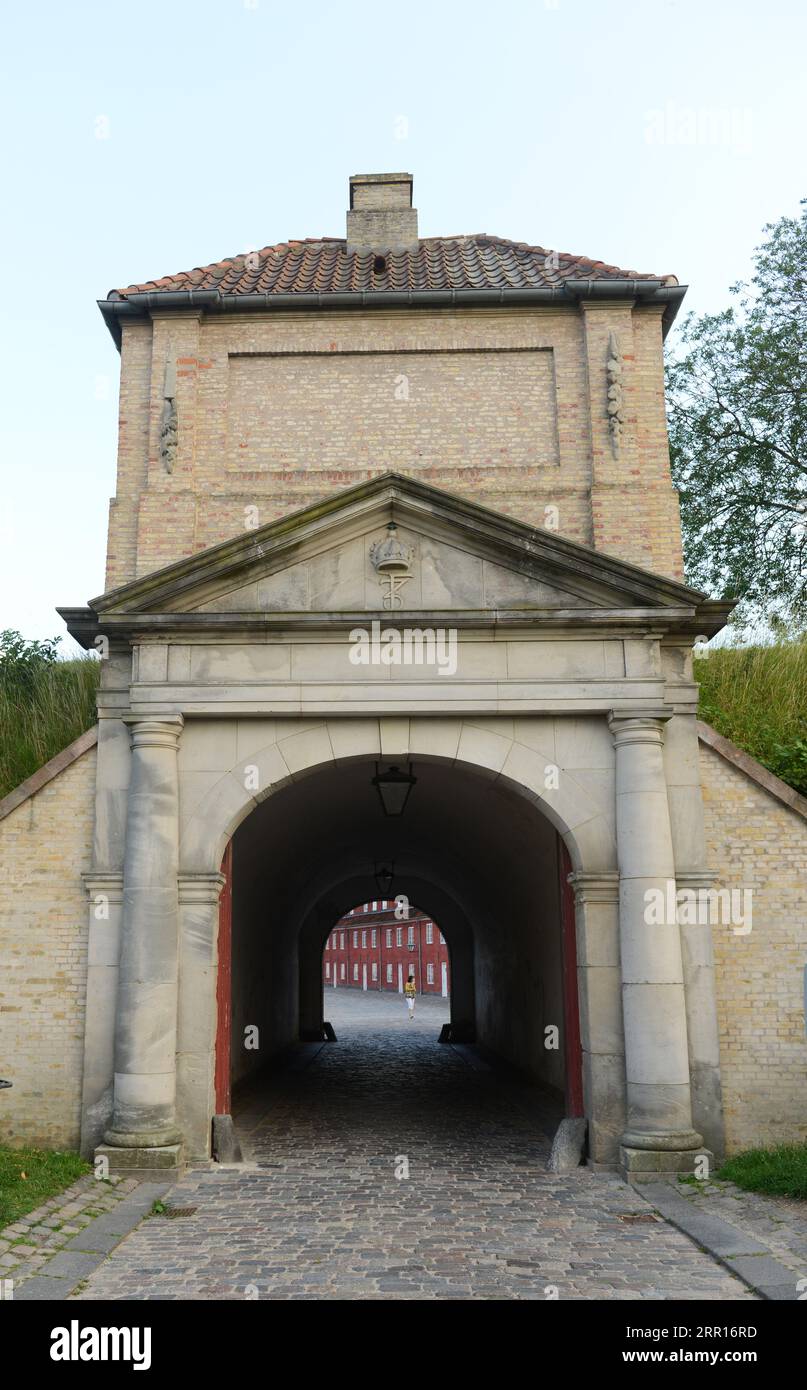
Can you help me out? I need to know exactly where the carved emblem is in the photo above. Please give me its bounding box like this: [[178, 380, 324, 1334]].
[[370, 522, 413, 609], [160, 358, 178, 473], [606, 332, 624, 457]]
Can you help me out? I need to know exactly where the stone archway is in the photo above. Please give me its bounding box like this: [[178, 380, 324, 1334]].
[[97, 710, 712, 1183], [168, 716, 619, 1165]]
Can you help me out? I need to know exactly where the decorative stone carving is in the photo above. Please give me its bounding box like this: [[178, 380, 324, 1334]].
[[606, 332, 624, 456], [370, 521, 414, 609], [160, 358, 178, 473]]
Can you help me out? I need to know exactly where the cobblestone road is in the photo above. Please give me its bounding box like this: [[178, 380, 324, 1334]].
[[75, 992, 752, 1300]]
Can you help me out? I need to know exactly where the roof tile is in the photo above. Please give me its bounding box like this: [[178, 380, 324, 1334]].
[[111, 234, 670, 300]]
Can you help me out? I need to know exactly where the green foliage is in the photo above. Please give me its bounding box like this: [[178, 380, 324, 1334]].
[[695, 635, 807, 796], [717, 1143, 807, 1200], [0, 631, 100, 800], [0, 1146, 90, 1228], [666, 201, 807, 629]]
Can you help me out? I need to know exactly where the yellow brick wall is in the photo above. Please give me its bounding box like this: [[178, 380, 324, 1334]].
[[104, 302, 683, 589], [700, 742, 807, 1153], [0, 746, 96, 1150]]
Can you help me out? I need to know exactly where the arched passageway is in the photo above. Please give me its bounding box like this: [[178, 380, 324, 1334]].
[[212, 756, 582, 1149]]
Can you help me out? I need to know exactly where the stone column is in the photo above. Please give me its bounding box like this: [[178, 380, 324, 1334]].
[[101, 716, 184, 1170], [176, 872, 225, 1162], [609, 713, 706, 1178], [568, 871, 624, 1167]]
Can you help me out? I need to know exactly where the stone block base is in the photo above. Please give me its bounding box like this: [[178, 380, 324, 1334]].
[[212, 1115, 243, 1164], [95, 1143, 184, 1183], [620, 1144, 714, 1184]]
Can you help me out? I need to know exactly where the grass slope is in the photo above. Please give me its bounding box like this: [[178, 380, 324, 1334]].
[[0, 657, 100, 801], [694, 636, 807, 797]]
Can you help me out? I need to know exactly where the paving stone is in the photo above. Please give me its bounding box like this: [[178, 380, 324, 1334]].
[[14, 1275, 71, 1301], [71, 994, 754, 1303], [43, 1251, 103, 1281]]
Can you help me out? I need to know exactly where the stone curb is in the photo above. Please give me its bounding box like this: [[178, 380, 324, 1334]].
[[644, 1183, 804, 1301], [9, 1183, 170, 1302]]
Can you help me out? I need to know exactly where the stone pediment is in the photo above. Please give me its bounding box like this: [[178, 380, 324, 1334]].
[[64, 474, 730, 638]]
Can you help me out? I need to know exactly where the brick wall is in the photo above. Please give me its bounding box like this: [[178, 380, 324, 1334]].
[[700, 742, 807, 1153], [104, 302, 683, 590], [0, 744, 96, 1149]]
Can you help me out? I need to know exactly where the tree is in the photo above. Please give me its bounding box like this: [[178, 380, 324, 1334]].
[[666, 201, 807, 630]]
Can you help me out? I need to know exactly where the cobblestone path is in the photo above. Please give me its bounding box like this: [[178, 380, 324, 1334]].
[[75, 993, 752, 1300]]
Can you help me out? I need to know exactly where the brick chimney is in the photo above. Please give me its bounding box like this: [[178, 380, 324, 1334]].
[[346, 172, 418, 252]]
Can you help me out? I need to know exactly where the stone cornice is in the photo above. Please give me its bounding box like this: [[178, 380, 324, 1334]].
[[697, 720, 807, 822], [0, 726, 98, 824], [60, 606, 730, 649]]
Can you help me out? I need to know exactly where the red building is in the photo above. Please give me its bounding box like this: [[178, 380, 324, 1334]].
[[322, 901, 450, 997]]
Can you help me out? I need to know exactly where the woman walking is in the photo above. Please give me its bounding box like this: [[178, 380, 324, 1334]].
[[404, 971, 417, 1020]]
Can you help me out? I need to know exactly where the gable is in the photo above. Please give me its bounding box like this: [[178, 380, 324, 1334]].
[[62, 473, 731, 643], [196, 522, 596, 615]]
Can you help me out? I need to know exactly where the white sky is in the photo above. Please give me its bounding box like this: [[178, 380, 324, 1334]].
[[1, 0, 804, 651]]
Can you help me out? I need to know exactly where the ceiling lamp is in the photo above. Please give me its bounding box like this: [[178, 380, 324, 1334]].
[[372, 763, 416, 818]]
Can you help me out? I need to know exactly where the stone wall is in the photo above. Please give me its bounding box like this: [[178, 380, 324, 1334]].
[[700, 739, 807, 1153], [104, 302, 683, 590], [0, 735, 96, 1149]]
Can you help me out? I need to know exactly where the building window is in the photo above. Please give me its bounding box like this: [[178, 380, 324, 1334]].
[[340, 963, 346, 980], [353, 963, 359, 981], [426, 923, 433, 944], [386, 963, 393, 983], [353, 930, 358, 947], [396, 927, 403, 947], [372, 901, 377, 911], [325, 937, 329, 950], [427, 963, 434, 984], [325, 962, 330, 978], [439, 932, 445, 945], [362, 930, 367, 948], [371, 929, 376, 947], [340, 932, 345, 949], [386, 928, 393, 947], [407, 924, 415, 945], [372, 962, 378, 981]]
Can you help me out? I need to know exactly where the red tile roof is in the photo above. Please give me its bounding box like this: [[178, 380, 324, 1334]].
[[109, 235, 674, 300]]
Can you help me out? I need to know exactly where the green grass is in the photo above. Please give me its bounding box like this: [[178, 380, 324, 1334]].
[[0, 1146, 90, 1228], [0, 656, 100, 801], [695, 635, 807, 796], [717, 1143, 807, 1199]]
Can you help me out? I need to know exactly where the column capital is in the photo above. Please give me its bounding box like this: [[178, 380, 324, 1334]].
[[83, 871, 124, 903], [123, 714, 184, 750], [608, 710, 669, 747], [178, 872, 226, 906], [568, 871, 620, 905], [675, 870, 716, 891]]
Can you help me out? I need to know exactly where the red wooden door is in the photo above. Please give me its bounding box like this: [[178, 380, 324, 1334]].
[[558, 837, 584, 1118], [214, 840, 233, 1115]]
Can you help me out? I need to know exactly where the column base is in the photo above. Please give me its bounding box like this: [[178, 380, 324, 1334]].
[[95, 1142, 184, 1183], [620, 1144, 713, 1184]]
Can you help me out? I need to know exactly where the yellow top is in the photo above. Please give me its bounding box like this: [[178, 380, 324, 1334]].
[[404, 979, 417, 997]]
